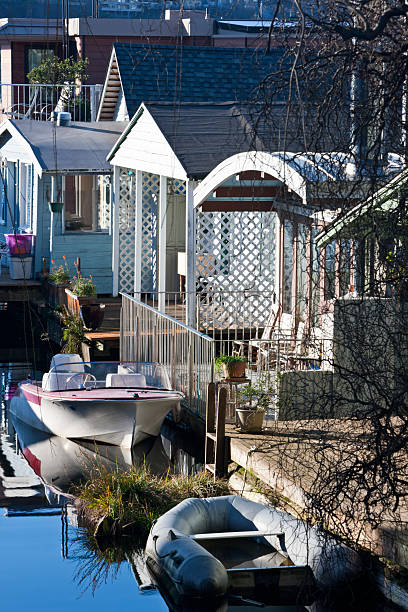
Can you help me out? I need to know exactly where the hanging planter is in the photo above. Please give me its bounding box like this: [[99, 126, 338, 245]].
[[48, 201, 64, 213]]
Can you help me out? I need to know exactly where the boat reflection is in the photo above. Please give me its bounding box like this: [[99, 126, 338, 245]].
[[9, 412, 170, 497]]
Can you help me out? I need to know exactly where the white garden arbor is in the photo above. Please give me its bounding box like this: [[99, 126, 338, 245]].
[[191, 151, 349, 334]]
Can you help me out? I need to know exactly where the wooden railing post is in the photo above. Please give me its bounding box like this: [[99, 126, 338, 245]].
[[215, 386, 227, 477], [205, 382, 216, 468]]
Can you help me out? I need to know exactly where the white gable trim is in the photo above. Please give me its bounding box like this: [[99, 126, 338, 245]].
[[0, 120, 43, 177], [108, 103, 188, 180]]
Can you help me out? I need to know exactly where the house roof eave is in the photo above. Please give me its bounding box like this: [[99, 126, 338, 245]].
[[0, 120, 44, 177], [315, 166, 408, 248]]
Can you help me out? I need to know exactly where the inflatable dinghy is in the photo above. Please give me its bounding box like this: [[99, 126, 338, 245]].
[[145, 495, 361, 607]]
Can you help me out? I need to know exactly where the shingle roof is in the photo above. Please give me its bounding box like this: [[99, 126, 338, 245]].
[[113, 43, 286, 119], [10, 120, 127, 171], [138, 101, 300, 179]]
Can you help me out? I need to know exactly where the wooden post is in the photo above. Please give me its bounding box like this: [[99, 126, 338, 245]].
[[215, 386, 227, 477], [205, 381, 216, 468]]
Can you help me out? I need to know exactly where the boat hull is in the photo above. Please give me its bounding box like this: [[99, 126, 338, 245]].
[[10, 382, 182, 448]]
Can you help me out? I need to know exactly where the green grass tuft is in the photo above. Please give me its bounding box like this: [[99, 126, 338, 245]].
[[74, 463, 229, 537]]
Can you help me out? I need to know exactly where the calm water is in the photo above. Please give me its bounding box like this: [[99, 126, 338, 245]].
[[0, 363, 400, 612]]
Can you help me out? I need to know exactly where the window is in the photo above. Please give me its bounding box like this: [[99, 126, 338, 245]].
[[19, 163, 33, 231], [26, 47, 55, 75], [64, 174, 111, 232]]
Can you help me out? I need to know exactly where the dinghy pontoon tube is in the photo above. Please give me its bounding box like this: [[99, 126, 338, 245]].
[[145, 495, 361, 602]]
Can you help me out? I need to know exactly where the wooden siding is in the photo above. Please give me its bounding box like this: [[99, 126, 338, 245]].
[[110, 107, 187, 179], [51, 231, 113, 295]]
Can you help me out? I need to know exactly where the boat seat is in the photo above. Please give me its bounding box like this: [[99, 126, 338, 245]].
[[42, 371, 84, 392], [50, 353, 85, 373], [105, 373, 147, 388]]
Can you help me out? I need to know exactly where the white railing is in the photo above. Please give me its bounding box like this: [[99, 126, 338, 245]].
[[120, 293, 215, 420], [132, 289, 277, 339], [0, 83, 103, 122]]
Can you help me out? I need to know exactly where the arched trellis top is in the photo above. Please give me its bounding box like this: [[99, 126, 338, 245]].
[[193, 150, 352, 208]]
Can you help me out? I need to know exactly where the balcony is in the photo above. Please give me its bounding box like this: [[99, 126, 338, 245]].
[[0, 83, 104, 122]]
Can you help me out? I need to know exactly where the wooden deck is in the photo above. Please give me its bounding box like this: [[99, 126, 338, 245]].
[[223, 419, 408, 569], [0, 269, 43, 302]]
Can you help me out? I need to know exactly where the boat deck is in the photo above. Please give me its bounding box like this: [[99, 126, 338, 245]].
[[22, 382, 179, 402]]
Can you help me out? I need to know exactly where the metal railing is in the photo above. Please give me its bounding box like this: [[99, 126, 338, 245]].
[[120, 293, 215, 420], [0, 83, 103, 122]]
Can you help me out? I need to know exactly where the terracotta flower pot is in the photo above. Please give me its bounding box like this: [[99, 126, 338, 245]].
[[222, 360, 247, 380]]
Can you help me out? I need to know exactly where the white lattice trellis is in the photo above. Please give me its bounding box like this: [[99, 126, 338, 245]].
[[141, 172, 160, 293], [168, 178, 186, 196], [196, 211, 277, 328], [118, 168, 136, 293]]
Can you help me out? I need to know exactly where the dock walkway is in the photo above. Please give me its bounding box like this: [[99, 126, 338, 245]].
[[223, 419, 408, 569]]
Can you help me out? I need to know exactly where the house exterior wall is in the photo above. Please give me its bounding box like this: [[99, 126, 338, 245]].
[[51, 230, 113, 294]]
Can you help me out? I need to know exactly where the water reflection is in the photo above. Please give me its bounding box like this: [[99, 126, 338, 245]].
[[9, 413, 170, 496], [0, 362, 403, 612]]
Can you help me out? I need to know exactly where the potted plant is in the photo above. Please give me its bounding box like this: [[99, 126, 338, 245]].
[[215, 354, 247, 380], [65, 272, 97, 315], [235, 375, 275, 433], [47, 256, 70, 306]]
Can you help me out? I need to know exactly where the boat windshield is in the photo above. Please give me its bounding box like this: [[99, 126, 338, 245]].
[[43, 361, 172, 392]]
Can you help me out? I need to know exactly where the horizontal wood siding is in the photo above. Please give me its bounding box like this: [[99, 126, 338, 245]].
[[110, 108, 187, 179], [52, 232, 113, 295]]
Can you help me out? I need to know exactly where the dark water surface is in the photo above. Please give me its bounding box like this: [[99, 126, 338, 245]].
[[0, 363, 401, 612]]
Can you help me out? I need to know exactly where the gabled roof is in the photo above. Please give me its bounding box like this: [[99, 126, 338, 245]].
[[316, 163, 408, 247], [107, 101, 304, 180], [98, 43, 285, 121], [0, 120, 127, 175]]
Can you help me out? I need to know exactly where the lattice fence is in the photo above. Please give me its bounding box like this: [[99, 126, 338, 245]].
[[196, 210, 277, 329]]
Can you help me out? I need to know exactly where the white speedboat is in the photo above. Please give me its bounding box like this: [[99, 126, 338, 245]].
[[10, 354, 184, 448]]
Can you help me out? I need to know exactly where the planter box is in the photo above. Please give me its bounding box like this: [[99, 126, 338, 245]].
[[65, 288, 97, 316], [9, 255, 33, 280], [5, 233, 34, 256], [47, 281, 69, 307]]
